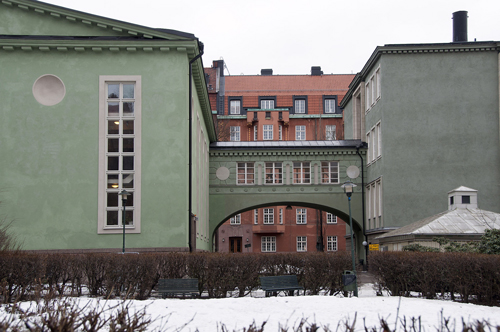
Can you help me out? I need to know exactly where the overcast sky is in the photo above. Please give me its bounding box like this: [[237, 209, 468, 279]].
[[43, 0, 499, 76]]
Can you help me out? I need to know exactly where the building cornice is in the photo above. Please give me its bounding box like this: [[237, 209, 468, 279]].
[[340, 41, 500, 108]]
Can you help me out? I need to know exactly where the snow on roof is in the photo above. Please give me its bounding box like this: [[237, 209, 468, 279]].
[[377, 208, 500, 239]]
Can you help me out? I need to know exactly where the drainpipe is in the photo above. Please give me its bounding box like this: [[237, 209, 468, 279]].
[[188, 40, 204, 253], [356, 143, 368, 269]]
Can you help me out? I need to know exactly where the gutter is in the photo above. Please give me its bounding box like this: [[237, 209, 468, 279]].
[[356, 142, 368, 268], [188, 40, 204, 253]]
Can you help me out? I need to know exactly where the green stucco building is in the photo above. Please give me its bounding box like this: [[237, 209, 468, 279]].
[[340, 40, 500, 245], [0, 0, 215, 252]]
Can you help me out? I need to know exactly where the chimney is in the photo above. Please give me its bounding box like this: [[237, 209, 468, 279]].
[[311, 66, 323, 76], [261, 69, 273, 76], [452, 11, 468, 42]]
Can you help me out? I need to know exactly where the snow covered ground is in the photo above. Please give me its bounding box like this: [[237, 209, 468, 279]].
[[3, 282, 499, 332]]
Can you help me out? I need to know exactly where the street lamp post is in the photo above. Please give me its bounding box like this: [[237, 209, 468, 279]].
[[341, 181, 358, 297], [119, 190, 130, 254]]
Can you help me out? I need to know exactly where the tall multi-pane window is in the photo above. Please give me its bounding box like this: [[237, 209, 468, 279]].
[[261, 236, 276, 252], [326, 213, 337, 224], [230, 100, 241, 114], [367, 121, 382, 164], [263, 208, 274, 224], [279, 125, 283, 140], [261, 99, 274, 109], [237, 162, 254, 185], [327, 236, 338, 251], [366, 179, 383, 230], [230, 126, 240, 141], [296, 208, 307, 224], [265, 162, 282, 184], [263, 125, 273, 140], [254, 126, 258, 141], [99, 76, 141, 234], [293, 162, 310, 184], [230, 214, 241, 225], [324, 99, 336, 113], [321, 161, 339, 184], [326, 125, 336, 140], [295, 125, 306, 140], [297, 236, 307, 252], [295, 99, 306, 113], [279, 208, 283, 224], [254, 209, 259, 224]]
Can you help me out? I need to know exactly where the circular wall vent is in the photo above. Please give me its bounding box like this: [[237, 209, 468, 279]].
[[32, 74, 66, 106]]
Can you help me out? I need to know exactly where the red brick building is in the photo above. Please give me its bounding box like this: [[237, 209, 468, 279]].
[[205, 60, 355, 253]]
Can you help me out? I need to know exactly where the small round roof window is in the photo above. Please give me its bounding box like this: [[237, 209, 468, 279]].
[[32, 74, 66, 106]]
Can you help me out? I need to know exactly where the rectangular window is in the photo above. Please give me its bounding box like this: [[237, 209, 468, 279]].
[[293, 162, 310, 184], [261, 236, 276, 252], [296, 208, 307, 224], [263, 208, 274, 224], [254, 209, 258, 224], [263, 125, 273, 140], [376, 68, 381, 100], [327, 236, 337, 251], [230, 100, 241, 114], [366, 178, 383, 229], [279, 208, 283, 224], [230, 126, 240, 142], [230, 214, 241, 225], [295, 125, 306, 141], [237, 162, 254, 185], [295, 99, 306, 113], [98, 76, 141, 234], [365, 82, 371, 111], [265, 162, 282, 184], [297, 236, 307, 252], [367, 121, 381, 164], [326, 125, 336, 140], [321, 161, 339, 184], [254, 125, 258, 141], [324, 99, 336, 113], [326, 213, 337, 224], [261, 99, 275, 109], [279, 125, 283, 141]]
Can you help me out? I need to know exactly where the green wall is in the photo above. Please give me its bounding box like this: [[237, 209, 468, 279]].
[[0, 48, 194, 250]]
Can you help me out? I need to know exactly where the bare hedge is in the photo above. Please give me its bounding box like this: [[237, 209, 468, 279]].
[[369, 251, 500, 306], [0, 251, 351, 303]]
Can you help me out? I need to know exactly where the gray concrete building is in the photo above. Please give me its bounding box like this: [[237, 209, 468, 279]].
[[340, 24, 500, 245]]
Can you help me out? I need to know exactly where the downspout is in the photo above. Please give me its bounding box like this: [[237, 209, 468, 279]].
[[356, 143, 368, 269], [188, 40, 204, 253]]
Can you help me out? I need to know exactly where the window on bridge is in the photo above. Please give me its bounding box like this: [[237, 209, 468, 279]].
[[293, 162, 311, 184], [237, 162, 254, 184], [265, 162, 282, 184], [321, 161, 339, 184]]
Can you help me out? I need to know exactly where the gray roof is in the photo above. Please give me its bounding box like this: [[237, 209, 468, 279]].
[[210, 140, 365, 150], [377, 208, 500, 239]]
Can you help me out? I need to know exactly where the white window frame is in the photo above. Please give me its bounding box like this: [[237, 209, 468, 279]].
[[324, 99, 336, 113], [263, 208, 274, 224], [261, 236, 276, 252], [326, 125, 336, 140], [254, 125, 258, 141], [98, 75, 141, 234], [230, 214, 241, 225], [230, 100, 241, 115], [279, 125, 283, 140], [230, 126, 240, 142], [254, 209, 259, 224], [261, 99, 275, 110], [279, 208, 283, 224], [295, 99, 306, 113], [237, 162, 254, 185], [326, 213, 337, 224], [293, 162, 310, 184], [296, 208, 307, 224], [265, 162, 282, 184], [327, 236, 337, 251], [366, 178, 383, 230], [366, 66, 381, 113], [263, 124, 273, 140], [297, 236, 307, 252], [321, 161, 339, 184], [367, 121, 382, 165], [295, 125, 306, 141]]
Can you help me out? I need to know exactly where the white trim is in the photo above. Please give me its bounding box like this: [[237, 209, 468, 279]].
[[98, 75, 141, 234]]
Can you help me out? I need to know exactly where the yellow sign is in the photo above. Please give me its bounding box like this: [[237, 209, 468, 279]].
[[369, 244, 380, 251]]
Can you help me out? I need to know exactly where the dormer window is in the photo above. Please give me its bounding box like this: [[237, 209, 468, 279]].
[[462, 196, 470, 204], [261, 100, 274, 109]]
